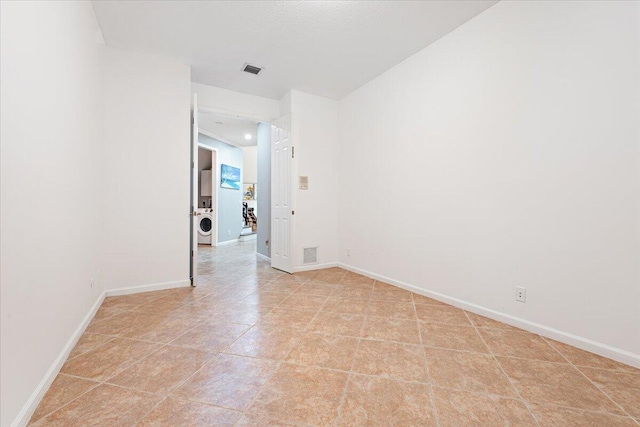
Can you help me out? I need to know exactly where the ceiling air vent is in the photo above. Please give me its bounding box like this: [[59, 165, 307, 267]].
[[303, 247, 318, 265], [242, 64, 263, 75]]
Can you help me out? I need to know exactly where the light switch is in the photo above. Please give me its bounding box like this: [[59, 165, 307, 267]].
[[299, 176, 309, 190]]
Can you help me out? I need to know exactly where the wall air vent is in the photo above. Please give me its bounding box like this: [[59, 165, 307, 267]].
[[242, 64, 263, 75], [303, 247, 318, 265]]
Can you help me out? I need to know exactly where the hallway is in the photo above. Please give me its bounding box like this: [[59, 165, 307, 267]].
[[28, 242, 640, 426]]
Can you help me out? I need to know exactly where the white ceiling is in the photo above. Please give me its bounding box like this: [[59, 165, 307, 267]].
[[199, 112, 258, 147], [92, 1, 498, 100]]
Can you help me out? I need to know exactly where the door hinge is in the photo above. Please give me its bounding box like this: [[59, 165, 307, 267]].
[[292, 210, 295, 215], [191, 117, 195, 125], [191, 250, 194, 257], [192, 161, 194, 169], [291, 147, 295, 158]]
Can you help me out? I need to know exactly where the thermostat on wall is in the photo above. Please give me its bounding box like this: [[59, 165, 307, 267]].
[[299, 176, 309, 190]]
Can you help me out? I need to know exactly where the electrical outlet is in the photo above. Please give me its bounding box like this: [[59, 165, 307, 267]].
[[347, 248, 351, 257], [228, 230, 231, 236], [515, 286, 526, 302]]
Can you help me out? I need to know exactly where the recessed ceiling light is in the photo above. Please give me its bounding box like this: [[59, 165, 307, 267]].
[[244, 134, 252, 140]]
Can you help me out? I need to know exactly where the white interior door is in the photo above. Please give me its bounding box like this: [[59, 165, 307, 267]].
[[271, 115, 293, 273], [190, 94, 199, 285]]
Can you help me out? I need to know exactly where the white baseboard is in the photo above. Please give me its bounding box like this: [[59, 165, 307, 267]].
[[238, 234, 257, 242], [11, 278, 191, 427], [11, 292, 106, 427], [293, 262, 338, 273], [338, 263, 640, 369], [256, 252, 271, 262], [106, 279, 191, 297], [216, 239, 238, 246]]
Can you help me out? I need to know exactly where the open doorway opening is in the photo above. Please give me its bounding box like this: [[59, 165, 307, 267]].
[[192, 110, 273, 281], [196, 145, 217, 245]]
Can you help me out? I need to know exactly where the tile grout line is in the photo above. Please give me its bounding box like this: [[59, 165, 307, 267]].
[[26, 378, 102, 426], [333, 280, 370, 427], [220, 292, 317, 361], [65, 336, 117, 362], [103, 343, 225, 425], [161, 394, 247, 416], [463, 310, 542, 427], [86, 323, 199, 344], [143, 351, 232, 423], [166, 353, 231, 403], [233, 275, 330, 425], [273, 287, 336, 424], [540, 335, 636, 420], [412, 292, 441, 427], [31, 339, 172, 425]]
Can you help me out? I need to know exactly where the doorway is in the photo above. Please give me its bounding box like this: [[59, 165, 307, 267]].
[[196, 145, 217, 246], [190, 105, 291, 284]]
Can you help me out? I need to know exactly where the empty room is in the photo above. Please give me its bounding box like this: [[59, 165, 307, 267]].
[[1, 1, 639, 426]]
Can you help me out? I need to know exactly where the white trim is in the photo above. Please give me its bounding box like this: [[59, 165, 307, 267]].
[[10, 293, 105, 427], [198, 142, 220, 152], [256, 252, 271, 262], [199, 129, 246, 149], [238, 234, 257, 242], [338, 262, 640, 369], [293, 262, 338, 273], [106, 279, 191, 297], [198, 104, 275, 126], [217, 239, 238, 246]]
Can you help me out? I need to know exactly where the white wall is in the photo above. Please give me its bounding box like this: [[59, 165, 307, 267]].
[[193, 82, 279, 123], [242, 146, 258, 184], [289, 91, 340, 269], [103, 47, 191, 290], [0, 2, 106, 426], [338, 1, 640, 362]]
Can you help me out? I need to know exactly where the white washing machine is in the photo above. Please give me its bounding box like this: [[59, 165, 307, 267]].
[[197, 208, 213, 244]]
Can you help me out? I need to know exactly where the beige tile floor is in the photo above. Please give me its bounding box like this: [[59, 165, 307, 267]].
[[29, 242, 640, 426]]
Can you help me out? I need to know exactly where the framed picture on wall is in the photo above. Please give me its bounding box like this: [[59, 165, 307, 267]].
[[220, 164, 241, 190], [243, 183, 256, 200]]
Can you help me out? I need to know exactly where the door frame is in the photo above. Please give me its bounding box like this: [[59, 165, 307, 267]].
[[197, 143, 219, 246], [190, 103, 294, 272], [190, 94, 199, 286]]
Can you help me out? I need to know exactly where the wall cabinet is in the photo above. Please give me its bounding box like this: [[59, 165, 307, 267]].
[[200, 170, 212, 196]]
